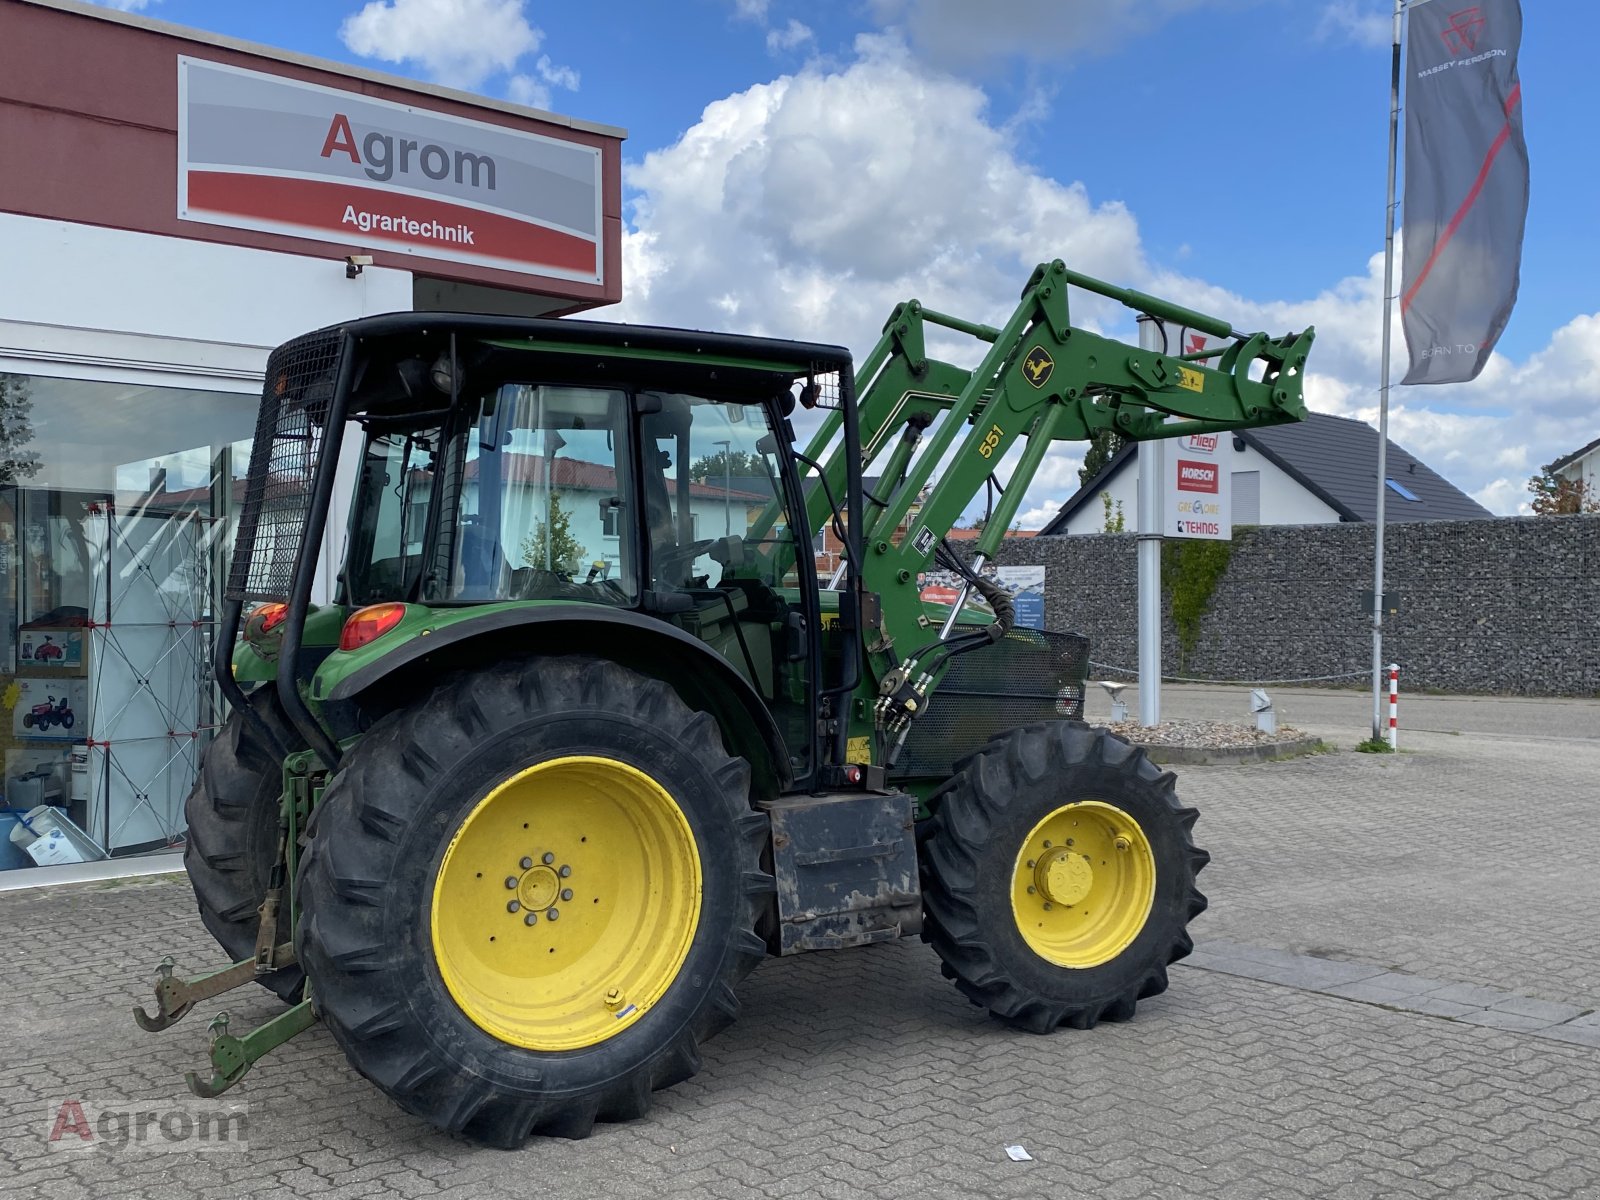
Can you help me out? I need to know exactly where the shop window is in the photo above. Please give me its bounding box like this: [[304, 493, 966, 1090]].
[[0, 373, 256, 871]]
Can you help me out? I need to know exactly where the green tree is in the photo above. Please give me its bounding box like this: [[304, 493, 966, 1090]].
[[690, 449, 765, 483], [0, 373, 41, 486], [519, 492, 588, 575], [1100, 492, 1126, 533], [1078, 430, 1124, 488], [1527, 468, 1600, 515]]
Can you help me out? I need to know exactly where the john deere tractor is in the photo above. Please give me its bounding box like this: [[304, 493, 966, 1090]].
[[137, 261, 1312, 1146]]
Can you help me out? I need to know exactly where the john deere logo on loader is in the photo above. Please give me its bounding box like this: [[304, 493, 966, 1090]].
[[1022, 346, 1054, 389]]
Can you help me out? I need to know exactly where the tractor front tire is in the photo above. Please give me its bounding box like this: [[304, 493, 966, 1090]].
[[296, 656, 771, 1147], [921, 722, 1208, 1032], [182, 688, 304, 1002]]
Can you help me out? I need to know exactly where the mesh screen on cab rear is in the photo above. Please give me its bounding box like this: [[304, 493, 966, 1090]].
[[227, 330, 344, 602], [895, 627, 1090, 779]]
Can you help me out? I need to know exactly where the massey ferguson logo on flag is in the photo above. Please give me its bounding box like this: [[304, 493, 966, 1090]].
[[177, 58, 604, 284], [1400, 1, 1526, 384]]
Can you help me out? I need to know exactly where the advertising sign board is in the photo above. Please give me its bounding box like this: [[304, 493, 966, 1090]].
[[178, 58, 604, 283]]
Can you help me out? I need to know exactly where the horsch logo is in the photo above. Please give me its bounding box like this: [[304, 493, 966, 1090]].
[[320, 114, 498, 190], [1176, 460, 1219, 494]]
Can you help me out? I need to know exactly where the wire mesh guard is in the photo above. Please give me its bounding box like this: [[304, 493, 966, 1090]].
[[227, 330, 344, 601], [895, 627, 1090, 779], [800, 367, 844, 411]]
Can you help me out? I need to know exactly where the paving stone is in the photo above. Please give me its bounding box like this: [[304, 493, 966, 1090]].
[[4, 697, 1600, 1197], [1488, 996, 1589, 1024], [1455, 1009, 1565, 1034], [1534, 1024, 1600, 1051], [1423, 982, 1515, 1008], [1401, 996, 1488, 1019]]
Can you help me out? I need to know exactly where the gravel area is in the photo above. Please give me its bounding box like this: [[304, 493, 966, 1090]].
[[1106, 718, 1312, 748]]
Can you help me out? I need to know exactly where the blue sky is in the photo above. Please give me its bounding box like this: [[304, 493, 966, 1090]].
[[97, 1, 1598, 519]]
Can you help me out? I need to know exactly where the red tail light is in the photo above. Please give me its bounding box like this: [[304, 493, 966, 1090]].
[[339, 603, 407, 651], [255, 603, 289, 633]]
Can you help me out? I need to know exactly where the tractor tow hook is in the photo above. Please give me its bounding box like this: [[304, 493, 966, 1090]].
[[132, 944, 297, 1033], [185, 1000, 318, 1099]]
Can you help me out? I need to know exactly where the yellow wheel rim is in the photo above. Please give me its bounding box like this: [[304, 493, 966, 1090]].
[[430, 756, 702, 1051], [1010, 800, 1155, 968]]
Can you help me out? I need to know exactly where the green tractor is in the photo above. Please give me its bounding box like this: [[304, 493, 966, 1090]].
[[138, 260, 1312, 1146]]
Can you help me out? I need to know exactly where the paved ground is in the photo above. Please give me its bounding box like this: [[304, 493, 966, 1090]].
[[3, 688, 1599, 1198]]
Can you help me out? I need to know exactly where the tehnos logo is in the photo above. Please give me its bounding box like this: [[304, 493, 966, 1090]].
[[1176, 460, 1219, 494], [320, 114, 498, 191]]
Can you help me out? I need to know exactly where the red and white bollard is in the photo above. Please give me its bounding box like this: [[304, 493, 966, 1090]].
[[1387, 663, 1399, 750]]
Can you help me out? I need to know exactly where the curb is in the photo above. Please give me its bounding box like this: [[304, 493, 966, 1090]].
[[1131, 735, 1326, 766]]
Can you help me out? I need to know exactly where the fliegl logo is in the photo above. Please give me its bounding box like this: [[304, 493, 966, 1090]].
[[1184, 434, 1219, 453]]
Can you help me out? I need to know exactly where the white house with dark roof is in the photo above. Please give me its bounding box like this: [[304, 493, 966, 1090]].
[[1041, 412, 1492, 536], [1547, 436, 1600, 495]]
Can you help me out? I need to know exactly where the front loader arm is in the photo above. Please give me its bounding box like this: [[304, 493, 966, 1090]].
[[790, 260, 1313, 728]]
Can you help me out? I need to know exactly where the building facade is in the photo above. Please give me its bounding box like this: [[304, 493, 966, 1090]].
[[0, 0, 623, 873]]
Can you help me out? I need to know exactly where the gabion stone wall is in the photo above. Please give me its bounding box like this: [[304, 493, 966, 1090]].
[[998, 517, 1600, 697]]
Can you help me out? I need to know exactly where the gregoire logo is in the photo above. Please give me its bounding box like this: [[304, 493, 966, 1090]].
[[178, 57, 603, 283], [1175, 460, 1219, 493]]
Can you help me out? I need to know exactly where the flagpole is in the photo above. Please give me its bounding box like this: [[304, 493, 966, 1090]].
[[1372, 0, 1404, 742]]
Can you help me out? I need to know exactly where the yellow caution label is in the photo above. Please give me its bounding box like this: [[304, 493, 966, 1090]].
[[846, 735, 873, 764], [1178, 366, 1205, 393]]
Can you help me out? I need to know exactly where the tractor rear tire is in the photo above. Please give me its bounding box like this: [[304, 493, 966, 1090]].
[[182, 687, 305, 1002], [920, 722, 1208, 1032], [295, 656, 772, 1147]]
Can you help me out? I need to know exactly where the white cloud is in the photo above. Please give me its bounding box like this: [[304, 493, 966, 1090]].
[[91, 0, 155, 9], [767, 19, 815, 55], [617, 32, 1590, 523], [507, 54, 581, 110], [340, 0, 543, 90], [868, 0, 1235, 67], [1316, 2, 1393, 50], [733, 0, 771, 21]]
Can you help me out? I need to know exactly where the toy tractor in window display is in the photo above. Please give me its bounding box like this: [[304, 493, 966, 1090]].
[[134, 261, 1313, 1146]]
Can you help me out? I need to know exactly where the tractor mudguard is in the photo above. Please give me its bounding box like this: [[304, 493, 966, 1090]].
[[318, 604, 795, 793]]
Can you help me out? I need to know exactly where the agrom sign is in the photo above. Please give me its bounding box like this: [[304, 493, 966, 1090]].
[[177, 58, 603, 284]]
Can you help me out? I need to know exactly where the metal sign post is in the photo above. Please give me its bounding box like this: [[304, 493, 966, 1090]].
[[1135, 315, 1163, 728]]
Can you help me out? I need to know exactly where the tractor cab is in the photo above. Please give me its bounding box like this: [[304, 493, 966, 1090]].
[[230, 315, 856, 792]]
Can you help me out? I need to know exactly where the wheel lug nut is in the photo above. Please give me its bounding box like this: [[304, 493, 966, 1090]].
[[504, 877, 518, 889], [1027, 886, 1036, 895], [546, 908, 560, 921], [1043, 902, 1053, 911], [507, 900, 521, 913], [521, 856, 533, 870], [559, 865, 572, 878], [561, 888, 573, 901], [524, 912, 538, 926], [1043, 840, 1052, 848], [1027, 859, 1035, 868], [542, 852, 555, 865], [1065, 838, 1074, 847]]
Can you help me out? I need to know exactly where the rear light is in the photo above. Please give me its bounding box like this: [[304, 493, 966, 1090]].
[[340, 603, 407, 651], [256, 603, 289, 633]]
